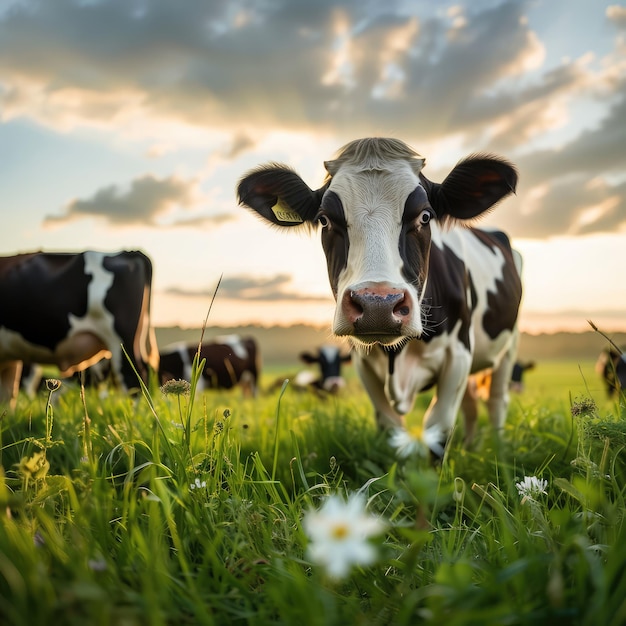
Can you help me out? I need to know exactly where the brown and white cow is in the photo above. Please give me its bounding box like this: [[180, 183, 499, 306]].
[[159, 335, 260, 397], [238, 137, 522, 448], [0, 250, 159, 405]]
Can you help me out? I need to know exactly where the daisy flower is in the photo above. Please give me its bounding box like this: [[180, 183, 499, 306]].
[[389, 423, 445, 459], [303, 493, 386, 579], [189, 477, 207, 492], [515, 476, 548, 504]]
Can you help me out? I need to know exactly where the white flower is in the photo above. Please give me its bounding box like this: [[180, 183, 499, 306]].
[[515, 476, 548, 503], [389, 424, 445, 459], [189, 477, 207, 491], [303, 493, 386, 578]]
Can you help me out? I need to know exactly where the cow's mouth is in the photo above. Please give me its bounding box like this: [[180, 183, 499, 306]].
[[343, 331, 416, 348]]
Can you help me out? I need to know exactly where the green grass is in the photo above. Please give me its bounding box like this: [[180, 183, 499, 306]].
[[1, 357, 626, 625]]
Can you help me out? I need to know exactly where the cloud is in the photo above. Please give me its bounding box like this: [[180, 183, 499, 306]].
[[166, 273, 332, 302], [490, 85, 626, 238], [606, 5, 626, 28], [0, 0, 581, 144], [1, 0, 625, 242], [44, 173, 233, 228]]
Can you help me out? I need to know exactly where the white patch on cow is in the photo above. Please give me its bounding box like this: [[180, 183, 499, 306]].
[[216, 334, 247, 360], [328, 161, 424, 338], [319, 345, 340, 362], [294, 369, 318, 387], [67, 252, 120, 375]]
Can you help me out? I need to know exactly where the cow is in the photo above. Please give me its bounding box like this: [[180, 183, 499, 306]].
[[159, 335, 260, 397], [596, 346, 626, 398], [297, 345, 351, 394], [510, 360, 536, 393], [0, 250, 159, 406], [237, 137, 522, 449]]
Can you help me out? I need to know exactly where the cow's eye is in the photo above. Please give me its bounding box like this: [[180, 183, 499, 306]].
[[417, 209, 432, 226], [317, 214, 331, 228]]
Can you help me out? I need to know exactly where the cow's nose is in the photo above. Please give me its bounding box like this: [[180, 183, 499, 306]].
[[341, 283, 412, 334]]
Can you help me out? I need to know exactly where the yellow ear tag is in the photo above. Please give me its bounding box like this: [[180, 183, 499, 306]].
[[271, 199, 303, 223]]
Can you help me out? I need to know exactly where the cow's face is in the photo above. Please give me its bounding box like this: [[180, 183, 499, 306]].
[[237, 138, 517, 347], [318, 160, 430, 344]]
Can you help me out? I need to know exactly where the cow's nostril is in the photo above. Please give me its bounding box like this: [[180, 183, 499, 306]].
[[396, 305, 410, 317], [350, 293, 364, 315]]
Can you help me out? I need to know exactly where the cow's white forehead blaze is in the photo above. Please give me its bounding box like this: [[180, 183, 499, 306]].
[[327, 161, 428, 343]]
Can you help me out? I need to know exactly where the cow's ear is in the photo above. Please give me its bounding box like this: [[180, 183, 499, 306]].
[[423, 155, 517, 221], [237, 164, 326, 227], [300, 351, 317, 364]]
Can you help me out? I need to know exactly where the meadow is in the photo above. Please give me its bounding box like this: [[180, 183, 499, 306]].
[[1, 355, 625, 625]]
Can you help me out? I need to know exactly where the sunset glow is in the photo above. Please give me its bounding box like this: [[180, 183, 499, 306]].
[[1, 1, 624, 335]]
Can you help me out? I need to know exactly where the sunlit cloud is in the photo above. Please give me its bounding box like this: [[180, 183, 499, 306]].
[[43, 174, 232, 228]]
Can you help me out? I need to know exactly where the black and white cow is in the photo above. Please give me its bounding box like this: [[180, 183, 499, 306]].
[[238, 138, 522, 446], [159, 335, 260, 397], [297, 345, 351, 394], [596, 346, 626, 398], [0, 250, 159, 405]]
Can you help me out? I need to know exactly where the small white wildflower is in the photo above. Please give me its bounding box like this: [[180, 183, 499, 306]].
[[389, 424, 445, 459], [88, 558, 108, 572], [189, 477, 207, 491], [515, 476, 548, 504], [170, 420, 184, 430], [303, 493, 386, 579]]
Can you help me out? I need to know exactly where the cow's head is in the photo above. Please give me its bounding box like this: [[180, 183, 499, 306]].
[[237, 138, 517, 347]]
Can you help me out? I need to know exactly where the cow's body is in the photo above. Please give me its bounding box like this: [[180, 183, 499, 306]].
[[238, 137, 522, 447], [596, 347, 626, 398], [0, 250, 158, 405], [159, 335, 260, 396], [298, 345, 351, 394]]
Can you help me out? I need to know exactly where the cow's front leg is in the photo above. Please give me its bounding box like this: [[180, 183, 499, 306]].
[[423, 347, 472, 445]]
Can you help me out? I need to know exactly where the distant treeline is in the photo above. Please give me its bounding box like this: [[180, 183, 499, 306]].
[[155, 325, 626, 367]]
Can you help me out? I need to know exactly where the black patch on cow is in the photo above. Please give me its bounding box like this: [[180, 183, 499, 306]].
[[104, 253, 145, 351], [420, 242, 475, 351], [319, 191, 349, 297], [0, 253, 91, 350], [399, 186, 432, 289], [159, 349, 186, 383], [102, 251, 153, 387], [384, 344, 405, 376]]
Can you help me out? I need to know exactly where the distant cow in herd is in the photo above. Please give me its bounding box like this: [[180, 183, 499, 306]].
[[596, 346, 626, 398], [238, 137, 522, 449], [296, 345, 351, 394], [0, 250, 159, 405], [159, 335, 260, 397]]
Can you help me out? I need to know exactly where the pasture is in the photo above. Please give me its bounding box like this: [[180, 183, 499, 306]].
[[1, 356, 625, 625]]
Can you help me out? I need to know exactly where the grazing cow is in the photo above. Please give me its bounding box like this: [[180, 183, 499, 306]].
[[238, 137, 522, 448], [596, 346, 626, 398], [510, 360, 536, 393], [297, 345, 351, 394], [0, 250, 159, 405], [159, 335, 260, 396]]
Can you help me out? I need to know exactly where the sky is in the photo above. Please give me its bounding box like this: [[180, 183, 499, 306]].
[[1, 0, 625, 335]]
